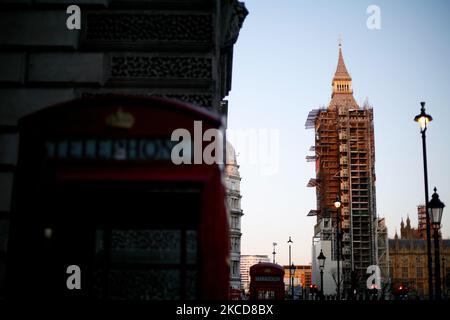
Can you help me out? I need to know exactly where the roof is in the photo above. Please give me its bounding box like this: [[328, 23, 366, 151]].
[[389, 239, 450, 250], [390, 239, 426, 249], [250, 262, 284, 271], [19, 94, 223, 128], [329, 45, 359, 111], [328, 92, 359, 110], [333, 46, 351, 81]]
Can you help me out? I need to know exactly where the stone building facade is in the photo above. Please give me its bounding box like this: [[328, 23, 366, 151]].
[[283, 265, 312, 291], [0, 0, 247, 297], [400, 215, 422, 240], [389, 219, 450, 298], [225, 142, 243, 290], [240, 255, 270, 294]]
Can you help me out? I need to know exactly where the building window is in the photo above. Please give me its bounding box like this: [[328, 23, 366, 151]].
[[417, 282, 424, 295], [231, 237, 240, 252], [232, 261, 239, 277], [231, 216, 240, 230], [402, 267, 408, 279], [416, 267, 423, 279], [232, 198, 240, 209]]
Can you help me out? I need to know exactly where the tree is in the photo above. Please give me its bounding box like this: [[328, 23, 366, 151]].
[[331, 268, 344, 298]]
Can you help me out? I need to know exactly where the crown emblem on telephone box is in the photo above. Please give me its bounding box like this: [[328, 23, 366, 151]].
[[106, 108, 135, 129]]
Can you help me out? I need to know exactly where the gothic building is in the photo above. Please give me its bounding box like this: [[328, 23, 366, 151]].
[[399, 215, 422, 240], [390, 218, 450, 298], [225, 142, 243, 290], [307, 43, 378, 297]]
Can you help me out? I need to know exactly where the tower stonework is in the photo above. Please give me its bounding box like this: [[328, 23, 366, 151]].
[[307, 44, 378, 297]]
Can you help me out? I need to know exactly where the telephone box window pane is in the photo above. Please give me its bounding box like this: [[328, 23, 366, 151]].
[[107, 230, 181, 264], [98, 140, 112, 159], [69, 140, 83, 158], [109, 269, 180, 300], [185, 270, 197, 300], [186, 230, 197, 265], [85, 139, 96, 158], [0, 220, 9, 252], [95, 230, 104, 252], [57, 140, 68, 158], [257, 290, 276, 300], [0, 133, 18, 164]]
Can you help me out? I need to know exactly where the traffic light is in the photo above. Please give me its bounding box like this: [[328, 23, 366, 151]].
[[309, 284, 318, 294], [395, 284, 409, 299]]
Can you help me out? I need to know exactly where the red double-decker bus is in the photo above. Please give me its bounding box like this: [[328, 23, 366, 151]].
[[249, 262, 285, 300], [7, 95, 229, 300]]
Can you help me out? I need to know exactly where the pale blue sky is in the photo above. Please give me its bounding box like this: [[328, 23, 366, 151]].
[[227, 0, 450, 265]]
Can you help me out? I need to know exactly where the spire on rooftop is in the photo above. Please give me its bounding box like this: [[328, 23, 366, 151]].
[[333, 43, 352, 81], [328, 39, 359, 110]]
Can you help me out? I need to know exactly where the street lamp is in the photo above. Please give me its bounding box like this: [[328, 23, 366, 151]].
[[334, 199, 341, 209], [443, 257, 447, 297], [317, 249, 326, 300], [334, 196, 341, 300], [287, 237, 293, 299], [272, 242, 277, 263], [414, 101, 434, 300], [290, 262, 296, 300], [429, 187, 445, 300]]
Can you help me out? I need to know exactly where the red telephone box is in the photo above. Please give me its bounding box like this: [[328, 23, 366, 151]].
[[249, 262, 285, 300], [7, 95, 229, 300]]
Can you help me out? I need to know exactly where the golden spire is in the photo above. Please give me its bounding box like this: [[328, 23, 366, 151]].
[[328, 39, 359, 110], [331, 40, 353, 97], [334, 42, 351, 81]]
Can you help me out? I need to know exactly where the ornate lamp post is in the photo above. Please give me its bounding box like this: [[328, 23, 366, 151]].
[[414, 101, 434, 300], [429, 187, 445, 300], [334, 197, 342, 300], [287, 237, 293, 299], [443, 257, 447, 297], [272, 242, 277, 263], [317, 249, 326, 300]]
